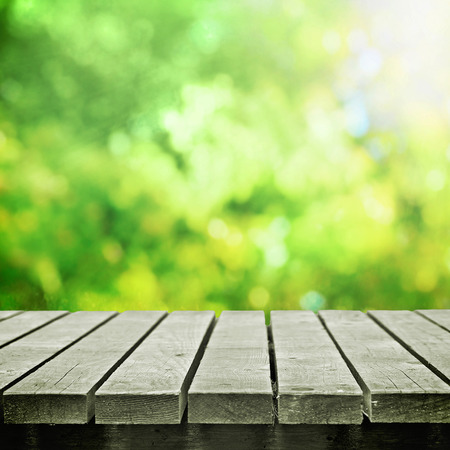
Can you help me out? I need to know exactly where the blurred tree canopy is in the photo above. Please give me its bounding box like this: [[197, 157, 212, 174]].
[[0, 0, 449, 313]]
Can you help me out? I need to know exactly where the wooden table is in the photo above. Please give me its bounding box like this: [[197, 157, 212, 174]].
[[1, 309, 449, 449]]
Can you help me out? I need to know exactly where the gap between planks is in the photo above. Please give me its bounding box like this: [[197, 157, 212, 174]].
[[0, 311, 23, 322], [415, 310, 450, 333], [267, 323, 279, 424]]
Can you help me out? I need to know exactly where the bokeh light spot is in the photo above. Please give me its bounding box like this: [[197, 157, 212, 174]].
[[426, 169, 446, 191], [299, 291, 327, 312], [208, 218, 228, 240]]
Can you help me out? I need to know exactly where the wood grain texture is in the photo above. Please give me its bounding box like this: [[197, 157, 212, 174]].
[[369, 310, 450, 384], [95, 311, 215, 424], [188, 311, 273, 424], [0, 311, 116, 419], [0, 311, 68, 348], [0, 311, 23, 322], [416, 310, 450, 333], [319, 310, 450, 423], [271, 310, 363, 424], [3, 311, 166, 424]]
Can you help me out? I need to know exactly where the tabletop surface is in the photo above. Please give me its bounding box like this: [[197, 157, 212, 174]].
[[0, 309, 449, 425]]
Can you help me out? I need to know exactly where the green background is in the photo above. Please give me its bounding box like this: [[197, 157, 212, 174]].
[[0, 0, 449, 313]]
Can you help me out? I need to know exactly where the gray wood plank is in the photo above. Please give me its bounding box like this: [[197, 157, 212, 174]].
[[319, 310, 450, 423], [3, 311, 167, 424], [415, 309, 450, 333], [95, 311, 215, 424], [369, 310, 450, 384], [188, 311, 273, 424], [271, 310, 363, 424], [0, 311, 115, 419], [0, 311, 68, 348], [0, 311, 23, 322]]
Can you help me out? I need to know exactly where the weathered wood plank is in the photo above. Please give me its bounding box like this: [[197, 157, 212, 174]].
[[3, 311, 166, 424], [319, 310, 450, 423], [95, 311, 215, 424], [188, 311, 273, 424], [0, 311, 23, 322], [0, 311, 68, 348], [205, 310, 268, 349], [416, 310, 450, 333], [0, 311, 115, 419], [369, 310, 450, 384], [271, 310, 363, 424]]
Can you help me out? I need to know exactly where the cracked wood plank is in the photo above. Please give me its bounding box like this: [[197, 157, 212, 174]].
[[0, 311, 68, 348], [0, 311, 115, 420], [319, 310, 450, 423], [415, 310, 450, 333], [3, 311, 166, 424], [95, 311, 215, 424], [271, 310, 363, 424], [369, 310, 450, 384], [0, 311, 23, 322], [188, 311, 273, 424]]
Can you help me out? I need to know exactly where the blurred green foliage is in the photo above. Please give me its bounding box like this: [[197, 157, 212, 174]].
[[0, 0, 449, 313]]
